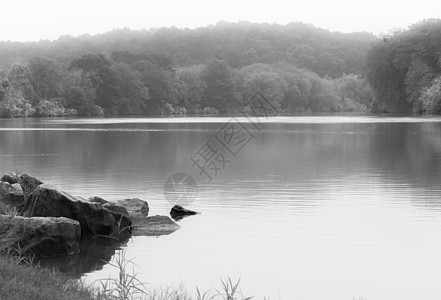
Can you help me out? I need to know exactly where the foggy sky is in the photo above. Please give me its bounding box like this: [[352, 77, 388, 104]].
[[1, 0, 440, 41]]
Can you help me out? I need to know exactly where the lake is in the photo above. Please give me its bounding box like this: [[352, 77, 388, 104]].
[[1, 115, 441, 300]]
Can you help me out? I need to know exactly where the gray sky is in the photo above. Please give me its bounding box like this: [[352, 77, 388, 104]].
[[1, 0, 440, 42]]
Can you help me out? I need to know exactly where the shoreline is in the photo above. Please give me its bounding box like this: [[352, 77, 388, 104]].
[[0, 252, 97, 300], [0, 250, 255, 300]]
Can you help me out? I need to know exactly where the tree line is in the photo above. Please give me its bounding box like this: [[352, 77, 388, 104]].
[[367, 19, 441, 114], [0, 22, 378, 117]]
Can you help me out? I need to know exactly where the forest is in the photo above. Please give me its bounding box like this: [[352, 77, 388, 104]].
[[367, 19, 441, 114], [1, 20, 438, 117]]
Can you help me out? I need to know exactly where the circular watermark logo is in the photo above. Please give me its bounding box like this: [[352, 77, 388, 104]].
[[163, 172, 198, 206]]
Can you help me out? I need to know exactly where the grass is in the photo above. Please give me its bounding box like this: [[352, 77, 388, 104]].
[[97, 249, 147, 300], [0, 250, 97, 300], [96, 249, 255, 300], [0, 248, 258, 300]]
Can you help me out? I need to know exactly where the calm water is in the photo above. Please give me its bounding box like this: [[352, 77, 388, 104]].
[[1, 115, 441, 300]]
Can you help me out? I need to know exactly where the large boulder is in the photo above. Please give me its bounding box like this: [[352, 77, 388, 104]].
[[0, 172, 18, 184], [19, 173, 43, 199], [131, 215, 180, 236], [0, 181, 25, 211], [21, 183, 115, 238], [170, 205, 198, 221], [89, 197, 131, 233], [103, 203, 131, 233], [0, 215, 80, 257], [115, 198, 149, 221]]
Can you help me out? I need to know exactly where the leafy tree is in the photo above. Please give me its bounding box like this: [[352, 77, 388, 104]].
[[111, 62, 149, 114], [28, 57, 63, 100], [420, 77, 441, 114], [333, 74, 373, 108], [94, 66, 120, 114], [70, 54, 111, 73], [309, 79, 341, 112], [35, 98, 76, 117], [239, 64, 288, 109], [134, 59, 175, 114], [176, 65, 205, 113], [0, 84, 35, 117], [201, 59, 238, 113], [367, 42, 408, 112], [65, 86, 102, 116], [367, 19, 441, 114], [404, 59, 435, 112], [7, 63, 37, 104], [0, 76, 8, 102], [69, 54, 120, 114]]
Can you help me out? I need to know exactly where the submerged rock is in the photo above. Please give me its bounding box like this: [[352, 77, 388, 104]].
[[170, 205, 198, 221], [0, 215, 80, 257], [0, 181, 25, 211], [131, 215, 180, 236], [115, 198, 149, 221], [22, 183, 115, 237]]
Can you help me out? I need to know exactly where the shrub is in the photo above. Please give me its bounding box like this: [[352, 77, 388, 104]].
[[34, 98, 77, 117], [203, 107, 219, 115], [420, 77, 441, 114]]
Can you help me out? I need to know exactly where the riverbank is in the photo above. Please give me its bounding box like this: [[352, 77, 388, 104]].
[[0, 251, 254, 300], [0, 252, 96, 300]]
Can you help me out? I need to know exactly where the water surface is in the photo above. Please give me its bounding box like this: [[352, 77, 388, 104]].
[[1, 115, 441, 300]]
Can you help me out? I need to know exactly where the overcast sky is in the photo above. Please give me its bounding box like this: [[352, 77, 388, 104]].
[[1, 0, 440, 42]]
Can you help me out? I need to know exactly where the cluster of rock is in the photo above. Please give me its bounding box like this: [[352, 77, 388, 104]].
[[0, 172, 197, 258]]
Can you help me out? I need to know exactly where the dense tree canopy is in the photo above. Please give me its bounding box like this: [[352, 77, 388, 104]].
[[0, 22, 379, 117], [367, 19, 441, 114], [0, 22, 376, 75]]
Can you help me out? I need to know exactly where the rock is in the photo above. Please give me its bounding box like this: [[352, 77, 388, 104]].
[[0, 181, 25, 211], [89, 196, 108, 205], [88, 196, 131, 233], [12, 183, 23, 191], [131, 215, 180, 236], [0, 215, 80, 257], [0, 172, 18, 184], [21, 183, 115, 238], [115, 198, 149, 221], [19, 173, 43, 199], [170, 205, 198, 221], [102, 203, 131, 233]]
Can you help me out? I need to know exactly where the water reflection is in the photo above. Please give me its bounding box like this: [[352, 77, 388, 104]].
[[37, 234, 130, 278]]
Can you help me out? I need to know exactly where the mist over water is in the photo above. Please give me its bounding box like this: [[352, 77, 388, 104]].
[[1, 116, 441, 300]]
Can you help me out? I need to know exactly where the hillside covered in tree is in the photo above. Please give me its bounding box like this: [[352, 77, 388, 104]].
[[367, 19, 441, 114], [0, 22, 377, 117]]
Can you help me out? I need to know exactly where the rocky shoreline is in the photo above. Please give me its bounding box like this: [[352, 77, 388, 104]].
[[0, 172, 197, 258]]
